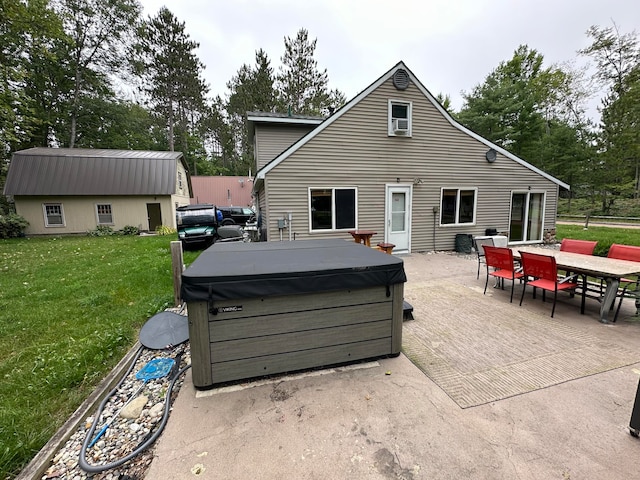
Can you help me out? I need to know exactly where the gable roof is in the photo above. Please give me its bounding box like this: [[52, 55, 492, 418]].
[[3, 148, 190, 196], [191, 175, 254, 207], [254, 61, 569, 190]]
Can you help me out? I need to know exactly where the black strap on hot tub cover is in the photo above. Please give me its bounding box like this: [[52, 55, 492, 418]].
[[181, 239, 407, 302]]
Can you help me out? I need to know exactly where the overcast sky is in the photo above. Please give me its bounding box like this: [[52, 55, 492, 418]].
[[137, 0, 638, 117]]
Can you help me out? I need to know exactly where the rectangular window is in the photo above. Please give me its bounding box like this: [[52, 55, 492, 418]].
[[388, 100, 412, 136], [96, 204, 113, 225], [43, 203, 64, 227], [310, 188, 356, 231], [178, 171, 183, 189], [440, 188, 476, 225]]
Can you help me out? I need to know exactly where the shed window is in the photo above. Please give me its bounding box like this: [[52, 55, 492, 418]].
[[440, 188, 476, 225], [388, 100, 412, 136], [43, 203, 65, 227], [96, 204, 113, 225], [178, 172, 183, 189], [309, 188, 356, 231]]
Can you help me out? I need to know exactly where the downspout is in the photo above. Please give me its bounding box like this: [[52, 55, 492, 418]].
[[432, 206, 439, 251]]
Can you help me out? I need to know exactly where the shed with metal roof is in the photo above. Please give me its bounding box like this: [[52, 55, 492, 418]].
[[3, 148, 192, 235]]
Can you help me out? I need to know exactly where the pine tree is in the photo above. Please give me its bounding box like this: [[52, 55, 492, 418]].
[[276, 28, 345, 116], [134, 7, 208, 173]]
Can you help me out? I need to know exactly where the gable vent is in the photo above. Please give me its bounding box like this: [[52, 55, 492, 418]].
[[393, 69, 410, 90]]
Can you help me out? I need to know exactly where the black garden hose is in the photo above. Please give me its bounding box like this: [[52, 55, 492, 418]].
[[78, 348, 190, 474]]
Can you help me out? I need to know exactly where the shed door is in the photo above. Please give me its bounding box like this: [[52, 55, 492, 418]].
[[147, 203, 162, 231], [385, 185, 411, 253]]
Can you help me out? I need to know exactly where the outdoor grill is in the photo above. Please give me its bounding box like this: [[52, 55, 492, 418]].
[[181, 239, 407, 388]]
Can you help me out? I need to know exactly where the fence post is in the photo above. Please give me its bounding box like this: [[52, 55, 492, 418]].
[[584, 211, 591, 230], [170, 241, 184, 306]]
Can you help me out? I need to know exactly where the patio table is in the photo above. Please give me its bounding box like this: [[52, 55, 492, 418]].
[[348, 229, 377, 247], [512, 246, 640, 323]]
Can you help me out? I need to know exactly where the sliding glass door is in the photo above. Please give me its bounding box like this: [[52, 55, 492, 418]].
[[510, 192, 544, 242]]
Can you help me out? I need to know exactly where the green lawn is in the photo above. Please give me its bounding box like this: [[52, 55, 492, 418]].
[[556, 224, 640, 256], [0, 235, 199, 479]]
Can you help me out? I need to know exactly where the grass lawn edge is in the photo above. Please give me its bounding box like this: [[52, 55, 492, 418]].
[[14, 342, 143, 480]]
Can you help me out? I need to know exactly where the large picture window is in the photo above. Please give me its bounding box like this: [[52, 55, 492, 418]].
[[43, 203, 64, 227], [440, 188, 476, 225], [309, 188, 356, 231]]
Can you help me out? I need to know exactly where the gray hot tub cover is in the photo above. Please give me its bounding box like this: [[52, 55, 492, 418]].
[[181, 239, 407, 302]]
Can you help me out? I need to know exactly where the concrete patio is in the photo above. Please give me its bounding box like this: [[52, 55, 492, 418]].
[[145, 251, 640, 480]]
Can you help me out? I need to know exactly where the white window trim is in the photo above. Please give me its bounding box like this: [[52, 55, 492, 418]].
[[96, 203, 114, 225], [388, 99, 412, 137], [43, 203, 65, 228], [439, 187, 478, 226], [308, 187, 358, 232]]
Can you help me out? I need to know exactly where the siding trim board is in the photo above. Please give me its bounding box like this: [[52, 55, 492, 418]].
[[256, 61, 569, 191]]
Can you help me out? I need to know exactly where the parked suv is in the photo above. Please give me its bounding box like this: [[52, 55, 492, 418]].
[[217, 206, 256, 226], [176, 204, 218, 248]]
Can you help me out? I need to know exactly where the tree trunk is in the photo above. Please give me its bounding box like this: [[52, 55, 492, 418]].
[[69, 62, 83, 148], [168, 106, 174, 151]]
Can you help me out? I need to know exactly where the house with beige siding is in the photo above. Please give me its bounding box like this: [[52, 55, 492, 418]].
[[249, 61, 568, 253], [3, 148, 192, 235]]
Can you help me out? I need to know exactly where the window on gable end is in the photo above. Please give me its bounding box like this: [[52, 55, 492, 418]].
[[388, 100, 412, 137]]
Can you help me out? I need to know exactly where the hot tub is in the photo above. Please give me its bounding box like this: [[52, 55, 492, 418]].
[[181, 239, 407, 388]]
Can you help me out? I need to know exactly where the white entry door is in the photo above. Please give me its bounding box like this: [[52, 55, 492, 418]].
[[386, 185, 411, 252]]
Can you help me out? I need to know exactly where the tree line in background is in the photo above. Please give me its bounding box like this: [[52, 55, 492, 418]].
[[1, 0, 638, 216]]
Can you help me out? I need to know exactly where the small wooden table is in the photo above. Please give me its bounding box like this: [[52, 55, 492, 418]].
[[348, 230, 377, 247], [377, 242, 395, 254], [512, 246, 640, 323]]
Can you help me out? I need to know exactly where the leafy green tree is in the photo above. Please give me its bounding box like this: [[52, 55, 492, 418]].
[[456, 45, 593, 187], [72, 98, 163, 150], [134, 7, 208, 173], [580, 23, 640, 208], [276, 28, 345, 116], [0, 0, 72, 213], [52, 0, 141, 147]]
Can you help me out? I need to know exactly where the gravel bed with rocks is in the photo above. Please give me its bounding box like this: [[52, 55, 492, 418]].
[[42, 342, 190, 480]]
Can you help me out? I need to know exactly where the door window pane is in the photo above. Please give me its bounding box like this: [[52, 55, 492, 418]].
[[391, 192, 406, 231]]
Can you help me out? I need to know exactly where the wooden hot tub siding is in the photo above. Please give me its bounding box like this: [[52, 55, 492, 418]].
[[188, 284, 404, 388]]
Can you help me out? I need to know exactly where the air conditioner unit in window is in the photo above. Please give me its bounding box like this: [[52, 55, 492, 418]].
[[392, 118, 409, 134]]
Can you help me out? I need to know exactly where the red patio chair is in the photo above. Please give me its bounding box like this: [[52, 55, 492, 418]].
[[483, 245, 523, 303], [559, 238, 598, 255], [518, 250, 585, 318], [608, 244, 640, 321]]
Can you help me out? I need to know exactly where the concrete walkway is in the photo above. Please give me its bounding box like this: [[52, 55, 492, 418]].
[[145, 252, 640, 480]]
